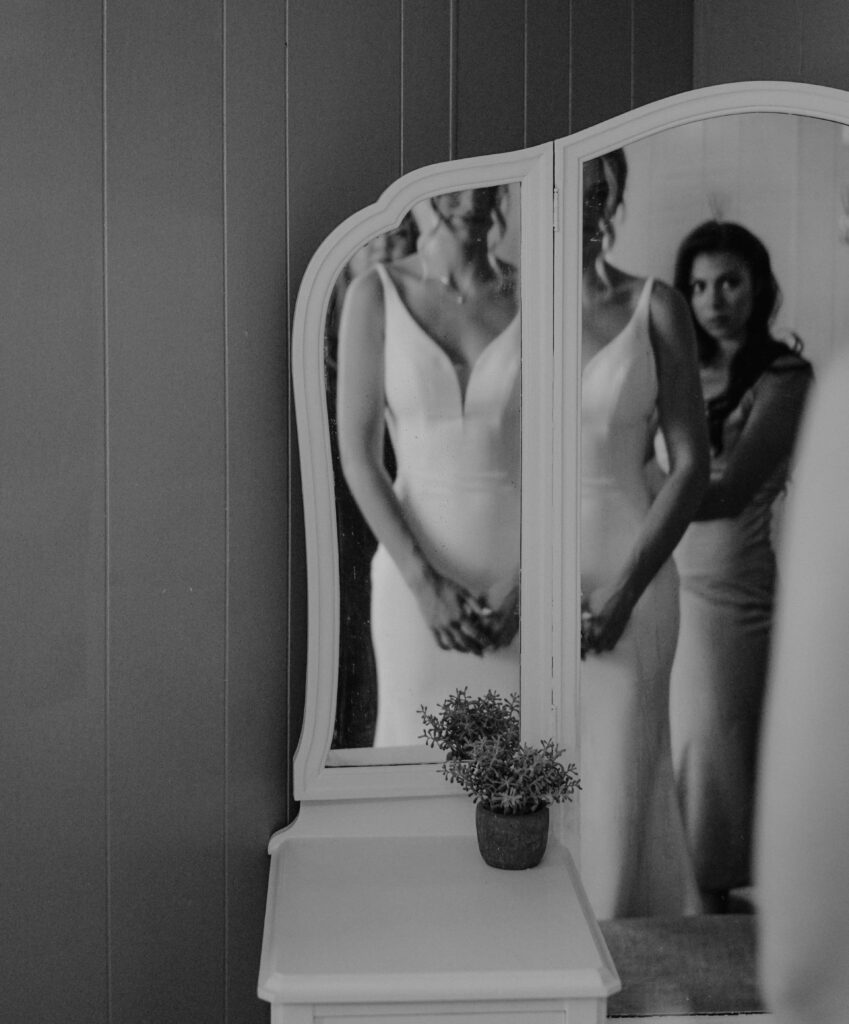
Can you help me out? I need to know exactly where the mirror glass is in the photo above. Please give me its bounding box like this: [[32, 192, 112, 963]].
[[325, 182, 523, 760], [579, 111, 849, 924]]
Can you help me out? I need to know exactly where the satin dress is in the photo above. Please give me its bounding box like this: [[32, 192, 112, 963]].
[[580, 277, 700, 919], [669, 346, 812, 893], [370, 263, 521, 748]]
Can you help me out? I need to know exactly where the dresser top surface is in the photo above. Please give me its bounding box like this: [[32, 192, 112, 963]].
[[259, 833, 619, 1004]]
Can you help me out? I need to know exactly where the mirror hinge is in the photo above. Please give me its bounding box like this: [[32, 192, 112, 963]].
[[552, 187, 560, 232]]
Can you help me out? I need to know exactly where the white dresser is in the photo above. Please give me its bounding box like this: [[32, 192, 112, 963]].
[[258, 819, 618, 1024]]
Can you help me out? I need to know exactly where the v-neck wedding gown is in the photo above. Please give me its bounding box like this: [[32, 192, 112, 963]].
[[370, 263, 521, 747], [580, 277, 699, 918]]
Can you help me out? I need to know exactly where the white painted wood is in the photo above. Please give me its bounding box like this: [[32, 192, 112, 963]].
[[259, 830, 618, 1021], [611, 1017, 773, 1024], [270, 1007, 312, 1024], [317, 1010, 565, 1024], [291, 143, 556, 804]]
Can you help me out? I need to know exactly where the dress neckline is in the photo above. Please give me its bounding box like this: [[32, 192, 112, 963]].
[[376, 262, 519, 413], [582, 276, 653, 379]]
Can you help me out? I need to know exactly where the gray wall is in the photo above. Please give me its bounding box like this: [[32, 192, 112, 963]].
[[1, 2, 288, 1021], [695, 0, 849, 88], [27, 1, 848, 1021]]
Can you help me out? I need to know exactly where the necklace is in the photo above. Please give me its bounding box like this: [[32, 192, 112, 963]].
[[420, 259, 467, 304], [420, 255, 505, 305]]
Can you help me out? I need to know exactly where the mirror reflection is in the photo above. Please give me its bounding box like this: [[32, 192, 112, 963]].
[[580, 112, 848, 921], [326, 184, 522, 752], [579, 145, 710, 920]]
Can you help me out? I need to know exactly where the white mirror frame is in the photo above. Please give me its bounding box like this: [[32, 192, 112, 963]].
[[291, 80, 849, 813], [292, 144, 555, 802], [552, 80, 849, 859]]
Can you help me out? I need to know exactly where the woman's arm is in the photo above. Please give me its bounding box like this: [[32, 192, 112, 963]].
[[588, 281, 709, 652], [336, 268, 489, 654], [695, 362, 812, 520]]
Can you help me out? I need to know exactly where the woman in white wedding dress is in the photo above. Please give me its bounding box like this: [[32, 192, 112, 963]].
[[580, 150, 709, 918], [337, 187, 520, 748]]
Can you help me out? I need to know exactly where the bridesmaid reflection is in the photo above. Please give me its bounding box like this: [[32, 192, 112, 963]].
[[667, 222, 813, 911], [580, 149, 709, 918], [336, 187, 521, 748]]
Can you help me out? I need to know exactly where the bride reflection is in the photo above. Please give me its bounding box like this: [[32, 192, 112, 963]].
[[326, 216, 418, 749], [333, 186, 521, 749], [579, 150, 709, 919], [589, 111, 845, 923]]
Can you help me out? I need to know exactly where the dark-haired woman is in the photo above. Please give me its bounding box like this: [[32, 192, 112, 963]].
[[667, 221, 813, 910]]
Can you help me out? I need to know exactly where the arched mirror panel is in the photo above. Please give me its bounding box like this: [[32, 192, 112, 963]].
[[292, 145, 555, 802], [554, 80, 849, 939]]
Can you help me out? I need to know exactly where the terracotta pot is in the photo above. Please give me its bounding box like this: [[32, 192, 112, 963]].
[[475, 803, 549, 870]]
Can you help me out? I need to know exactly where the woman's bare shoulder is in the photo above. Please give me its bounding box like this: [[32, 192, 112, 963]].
[[359, 253, 423, 304], [340, 264, 387, 336], [385, 252, 422, 285], [645, 275, 680, 304], [647, 276, 690, 329], [345, 262, 384, 301]]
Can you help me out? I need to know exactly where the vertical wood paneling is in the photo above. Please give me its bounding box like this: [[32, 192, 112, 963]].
[[526, 0, 571, 145], [570, 0, 633, 131], [455, 0, 526, 157], [105, 2, 227, 1020], [0, 1, 108, 1021], [224, 0, 290, 1020], [285, 0, 403, 783], [286, 0, 403, 297], [401, 0, 453, 172], [799, 1, 849, 90], [695, 0, 849, 93], [694, 0, 804, 87], [633, 0, 694, 106]]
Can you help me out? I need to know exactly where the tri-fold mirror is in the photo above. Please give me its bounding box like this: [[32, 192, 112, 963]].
[[291, 82, 849, 895]]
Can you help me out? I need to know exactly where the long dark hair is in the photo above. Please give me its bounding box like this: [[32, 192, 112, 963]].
[[583, 149, 628, 245], [674, 220, 811, 452]]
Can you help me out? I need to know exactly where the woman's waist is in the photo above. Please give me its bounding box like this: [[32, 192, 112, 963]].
[[581, 476, 651, 526], [391, 490, 519, 592], [391, 424, 519, 479], [396, 466, 519, 497], [675, 512, 776, 574]]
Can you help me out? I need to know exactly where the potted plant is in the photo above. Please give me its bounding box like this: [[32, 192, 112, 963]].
[[419, 687, 520, 759], [419, 690, 580, 870]]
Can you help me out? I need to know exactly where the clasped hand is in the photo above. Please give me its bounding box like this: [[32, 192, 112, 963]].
[[416, 568, 518, 655], [581, 583, 635, 656]]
